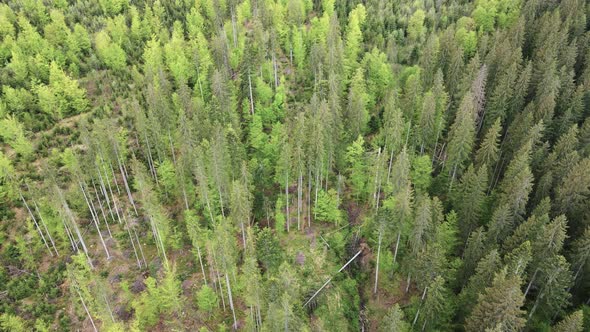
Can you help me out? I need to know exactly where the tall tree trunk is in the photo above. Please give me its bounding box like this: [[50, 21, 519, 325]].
[[20, 193, 52, 256], [226, 273, 238, 330], [248, 73, 255, 115], [285, 170, 290, 232], [76, 287, 98, 332], [115, 151, 138, 215], [33, 200, 59, 256], [374, 231, 382, 294], [80, 182, 111, 259], [393, 231, 401, 263]]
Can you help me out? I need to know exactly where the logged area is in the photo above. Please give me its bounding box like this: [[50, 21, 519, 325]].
[[0, 0, 590, 331]]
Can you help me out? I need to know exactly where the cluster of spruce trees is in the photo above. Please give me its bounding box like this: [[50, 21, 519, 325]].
[[0, 0, 589, 330]]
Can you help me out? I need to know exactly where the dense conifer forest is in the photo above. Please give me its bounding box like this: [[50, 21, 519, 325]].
[[1, 0, 590, 330]]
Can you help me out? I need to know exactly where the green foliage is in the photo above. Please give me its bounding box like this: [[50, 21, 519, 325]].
[[0, 115, 33, 158], [407, 9, 426, 42], [0, 313, 26, 332], [0, 0, 588, 330], [196, 285, 218, 314], [256, 228, 283, 273], [346, 136, 368, 200], [411, 155, 432, 193], [95, 30, 126, 71], [313, 189, 342, 224]]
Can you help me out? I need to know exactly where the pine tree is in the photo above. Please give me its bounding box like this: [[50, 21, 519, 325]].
[[345, 136, 368, 200], [454, 164, 488, 238], [445, 92, 477, 187], [552, 309, 584, 332], [344, 4, 366, 75], [465, 269, 526, 332], [380, 304, 409, 332], [420, 276, 453, 331]]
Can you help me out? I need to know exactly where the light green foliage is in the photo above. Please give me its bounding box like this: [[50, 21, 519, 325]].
[[196, 284, 218, 314], [165, 22, 194, 85], [347, 68, 369, 138], [472, 0, 497, 33], [455, 17, 478, 57], [344, 4, 366, 73], [37, 62, 87, 119], [314, 189, 342, 224], [0, 313, 26, 332], [274, 196, 286, 233], [95, 30, 126, 71], [291, 26, 305, 70], [0, 115, 33, 158], [346, 136, 368, 200], [411, 155, 432, 193], [157, 159, 178, 196], [0, 0, 588, 330], [99, 0, 129, 16], [407, 9, 426, 42]]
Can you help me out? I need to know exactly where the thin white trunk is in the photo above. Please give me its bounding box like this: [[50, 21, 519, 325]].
[[226, 274, 238, 330], [103, 292, 115, 322], [116, 154, 138, 216], [122, 213, 141, 268], [80, 182, 111, 259], [374, 232, 382, 294], [77, 288, 98, 332], [393, 231, 401, 263], [197, 244, 207, 285], [20, 193, 52, 256], [92, 180, 112, 238], [285, 170, 290, 232], [33, 200, 59, 256], [303, 250, 363, 307], [97, 167, 115, 222], [387, 146, 395, 184], [412, 308, 420, 328], [297, 170, 302, 231], [307, 167, 312, 228], [133, 227, 147, 267], [273, 53, 279, 88], [144, 132, 158, 184], [524, 268, 538, 297], [109, 160, 121, 195], [248, 72, 255, 115]]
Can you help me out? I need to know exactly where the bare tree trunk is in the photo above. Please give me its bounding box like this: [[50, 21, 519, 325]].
[[133, 227, 147, 267], [97, 167, 115, 222], [76, 288, 98, 332], [122, 212, 141, 268], [393, 231, 401, 263], [273, 53, 279, 88], [226, 274, 238, 330], [297, 169, 302, 231], [116, 153, 138, 216], [524, 268, 538, 297], [248, 72, 255, 115], [33, 200, 59, 256], [285, 170, 290, 232], [92, 179, 112, 238], [20, 193, 52, 256], [109, 160, 121, 195], [374, 231, 382, 294], [196, 243, 207, 285], [80, 182, 111, 259], [307, 167, 312, 228]]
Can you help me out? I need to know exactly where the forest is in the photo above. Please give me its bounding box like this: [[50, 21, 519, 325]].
[[0, 0, 589, 330]]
